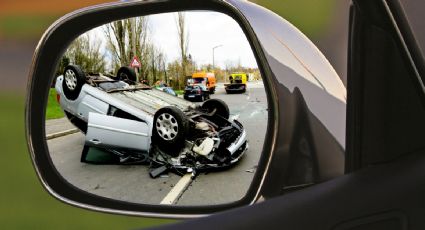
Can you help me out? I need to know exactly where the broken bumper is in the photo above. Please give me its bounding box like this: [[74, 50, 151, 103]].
[[227, 129, 247, 156]]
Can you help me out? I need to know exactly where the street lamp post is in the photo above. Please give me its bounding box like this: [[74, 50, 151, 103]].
[[212, 45, 223, 72]]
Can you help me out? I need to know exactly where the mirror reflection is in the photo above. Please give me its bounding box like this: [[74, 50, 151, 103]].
[[46, 11, 268, 206]]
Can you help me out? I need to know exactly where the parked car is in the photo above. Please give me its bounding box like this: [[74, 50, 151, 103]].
[[56, 64, 247, 177], [184, 84, 210, 102]]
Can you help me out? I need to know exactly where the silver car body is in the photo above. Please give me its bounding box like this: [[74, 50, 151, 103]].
[[55, 75, 197, 153], [55, 75, 247, 159]]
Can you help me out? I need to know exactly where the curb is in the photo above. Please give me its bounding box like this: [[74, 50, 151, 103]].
[[46, 128, 79, 140]]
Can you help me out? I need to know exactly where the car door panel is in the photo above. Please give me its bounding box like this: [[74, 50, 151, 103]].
[[85, 112, 151, 152], [77, 93, 109, 120]]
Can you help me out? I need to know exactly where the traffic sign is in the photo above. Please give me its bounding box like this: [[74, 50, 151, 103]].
[[130, 56, 141, 68]]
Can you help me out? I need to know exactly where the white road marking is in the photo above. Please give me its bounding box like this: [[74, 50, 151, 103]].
[[160, 173, 193, 205], [46, 128, 79, 140]]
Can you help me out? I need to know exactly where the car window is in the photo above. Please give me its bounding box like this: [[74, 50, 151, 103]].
[[193, 78, 205, 84], [98, 81, 127, 91]]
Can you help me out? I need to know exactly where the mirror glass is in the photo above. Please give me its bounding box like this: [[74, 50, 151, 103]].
[[45, 11, 268, 206]]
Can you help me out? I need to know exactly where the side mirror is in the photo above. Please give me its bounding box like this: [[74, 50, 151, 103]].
[[26, 0, 346, 218]]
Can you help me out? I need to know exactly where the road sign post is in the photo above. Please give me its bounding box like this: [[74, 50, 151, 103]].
[[130, 56, 141, 83]]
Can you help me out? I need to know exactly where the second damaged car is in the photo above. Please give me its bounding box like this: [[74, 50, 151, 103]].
[[56, 65, 248, 177]]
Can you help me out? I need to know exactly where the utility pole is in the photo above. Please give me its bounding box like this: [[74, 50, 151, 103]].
[[212, 44, 223, 72]]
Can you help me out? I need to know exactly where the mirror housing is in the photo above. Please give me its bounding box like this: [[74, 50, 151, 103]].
[[26, 0, 346, 218]]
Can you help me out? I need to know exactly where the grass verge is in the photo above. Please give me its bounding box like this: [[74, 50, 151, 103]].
[[46, 88, 65, 120], [174, 90, 184, 95]]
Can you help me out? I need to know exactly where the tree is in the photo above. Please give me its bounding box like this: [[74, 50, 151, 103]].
[[55, 56, 70, 77], [167, 60, 182, 88], [175, 12, 190, 89], [103, 17, 150, 78], [64, 34, 106, 74], [154, 48, 167, 84]]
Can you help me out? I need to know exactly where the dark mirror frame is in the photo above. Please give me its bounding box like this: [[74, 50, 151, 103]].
[[26, 0, 279, 218]]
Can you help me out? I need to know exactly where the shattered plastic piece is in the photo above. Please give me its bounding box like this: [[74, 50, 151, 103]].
[[171, 157, 180, 165], [212, 137, 221, 148], [193, 138, 214, 156], [245, 165, 257, 173], [150, 165, 168, 178], [246, 169, 255, 173]]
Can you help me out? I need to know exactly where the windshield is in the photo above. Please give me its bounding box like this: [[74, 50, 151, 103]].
[[193, 78, 205, 84]]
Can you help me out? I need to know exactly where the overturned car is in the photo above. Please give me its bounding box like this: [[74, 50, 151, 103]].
[[55, 65, 248, 177]]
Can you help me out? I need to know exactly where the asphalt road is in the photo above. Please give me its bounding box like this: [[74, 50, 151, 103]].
[[46, 82, 268, 206]]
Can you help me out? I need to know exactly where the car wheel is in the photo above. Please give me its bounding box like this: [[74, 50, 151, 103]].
[[201, 99, 230, 119], [152, 106, 189, 156], [62, 65, 86, 101], [116, 66, 137, 85]]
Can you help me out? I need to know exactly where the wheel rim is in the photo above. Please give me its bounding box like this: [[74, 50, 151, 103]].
[[156, 113, 179, 141], [64, 69, 77, 91]]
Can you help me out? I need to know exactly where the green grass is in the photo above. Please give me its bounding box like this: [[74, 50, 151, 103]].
[[0, 93, 175, 229], [46, 89, 65, 120], [174, 90, 184, 95], [252, 0, 338, 38]]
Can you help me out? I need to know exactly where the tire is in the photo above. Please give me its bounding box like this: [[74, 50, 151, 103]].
[[116, 66, 137, 85], [152, 106, 189, 156], [201, 99, 230, 119], [62, 65, 86, 100]]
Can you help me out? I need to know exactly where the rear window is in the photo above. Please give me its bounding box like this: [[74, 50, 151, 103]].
[[98, 82, 127, 91]]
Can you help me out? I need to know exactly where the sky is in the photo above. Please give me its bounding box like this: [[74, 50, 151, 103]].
[[148, 11, 258, 69], [85, 11, 258, 70]]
